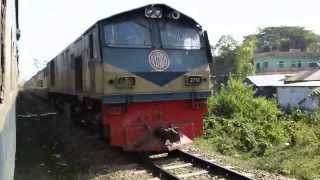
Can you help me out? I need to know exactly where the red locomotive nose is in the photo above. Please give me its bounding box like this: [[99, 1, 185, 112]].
[[105, 104, 127, 115], [102, 100, 207, 152]]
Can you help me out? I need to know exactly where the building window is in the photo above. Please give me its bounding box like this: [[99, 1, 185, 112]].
[[278, 61, 284, 68], [309, 62, 318, 68], [263, 62, 268, 69], [297, 61, 302, 68], [291, 61, 297, 68], [256, 62, 260, 70]]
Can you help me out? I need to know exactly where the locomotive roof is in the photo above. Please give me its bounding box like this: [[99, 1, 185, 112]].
[[43, 4, 203, 71], [98, 4, 202, 28]]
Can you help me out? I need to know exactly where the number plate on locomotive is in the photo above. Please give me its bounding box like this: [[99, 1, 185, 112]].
[[185, 76, 202, 86]]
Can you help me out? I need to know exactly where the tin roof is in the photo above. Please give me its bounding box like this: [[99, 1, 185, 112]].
[[310, 87, 320, 96], [285, 69, 320, 82], [246, 74, 288, 87], [247, 74, 320, 87], [279, 80, 320, 87], [254, 51, 320, 60]]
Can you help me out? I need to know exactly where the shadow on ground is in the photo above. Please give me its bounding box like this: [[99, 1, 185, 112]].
[[15, 91, 139, 180]]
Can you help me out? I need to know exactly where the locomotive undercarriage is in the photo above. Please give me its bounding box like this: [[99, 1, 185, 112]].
[[48, 93, 104, 133]]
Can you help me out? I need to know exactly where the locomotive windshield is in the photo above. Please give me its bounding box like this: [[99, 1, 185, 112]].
[[103, 18, 202, 50], [159, 21, 201, 50], [104, 19, 152, 47]]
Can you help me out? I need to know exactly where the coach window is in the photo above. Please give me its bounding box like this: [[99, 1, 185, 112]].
[[159, 21, 201, 50], [104, 19, 152, 48], [89, 34, 94, 58], [0, 0, 7, 102], [50, 61, 55, 86]]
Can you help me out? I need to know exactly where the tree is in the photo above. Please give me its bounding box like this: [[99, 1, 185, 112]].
[[213, 35, 256, 82], [254, 26, 320, 52], [212, 35, 239, 83], [234, 36, 257, 79], [307, 42, 320, 52], [213, 35, 238, 56]]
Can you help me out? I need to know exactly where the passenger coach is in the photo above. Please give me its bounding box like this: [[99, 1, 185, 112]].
[[28, 4, 213, 152]]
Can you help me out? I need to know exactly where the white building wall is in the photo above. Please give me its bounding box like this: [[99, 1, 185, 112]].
[[277, 87, 319, 110]]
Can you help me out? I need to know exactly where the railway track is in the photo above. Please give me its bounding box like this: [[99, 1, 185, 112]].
[[137, 149, 254, 180]]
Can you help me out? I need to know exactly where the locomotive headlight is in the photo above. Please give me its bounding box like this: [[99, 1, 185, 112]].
[[115, 76, 136, 89], [145, 7, 162, 18], [185, 75, 203, 86], [169, 11, 181, 20]]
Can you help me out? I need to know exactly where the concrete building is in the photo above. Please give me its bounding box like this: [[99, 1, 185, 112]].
[[277, 81, 320, 110], [247, 70, 320, 111], [254, 51, 320, 74], [245, 74, 287, 98]]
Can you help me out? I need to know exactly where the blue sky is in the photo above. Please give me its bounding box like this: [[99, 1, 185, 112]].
[[19, 0, 320, 80]]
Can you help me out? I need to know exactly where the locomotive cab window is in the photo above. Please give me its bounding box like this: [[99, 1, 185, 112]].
[[159, 21, 201, 50], [104, 18, 151, 48]]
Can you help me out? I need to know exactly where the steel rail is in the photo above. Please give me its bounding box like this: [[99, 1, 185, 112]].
[[171, 149, 255, 180], [143, 159, 181, 180], [135, 153, 180, 180]]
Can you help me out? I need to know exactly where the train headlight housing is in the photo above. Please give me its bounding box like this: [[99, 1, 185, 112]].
[[145, 7, 162, 18], [185, 75, 203, 86], [169, 11, 181, 20], [115, 76, 136, 89]]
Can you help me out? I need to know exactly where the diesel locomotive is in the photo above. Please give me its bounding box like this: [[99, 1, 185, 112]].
[[26, 4, 212, 152]]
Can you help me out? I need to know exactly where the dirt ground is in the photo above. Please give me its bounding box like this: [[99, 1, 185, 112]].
[[15, 91, 153, 180]]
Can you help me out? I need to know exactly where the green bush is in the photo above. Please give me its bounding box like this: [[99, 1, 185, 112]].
[[204, 78, 320, 157], [208, 78, 280, 119], [202, 77, 320, 179]]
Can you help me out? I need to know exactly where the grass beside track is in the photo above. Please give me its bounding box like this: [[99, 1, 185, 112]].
[[198, 78, 320, 180], [194, 138, 320, 180]]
